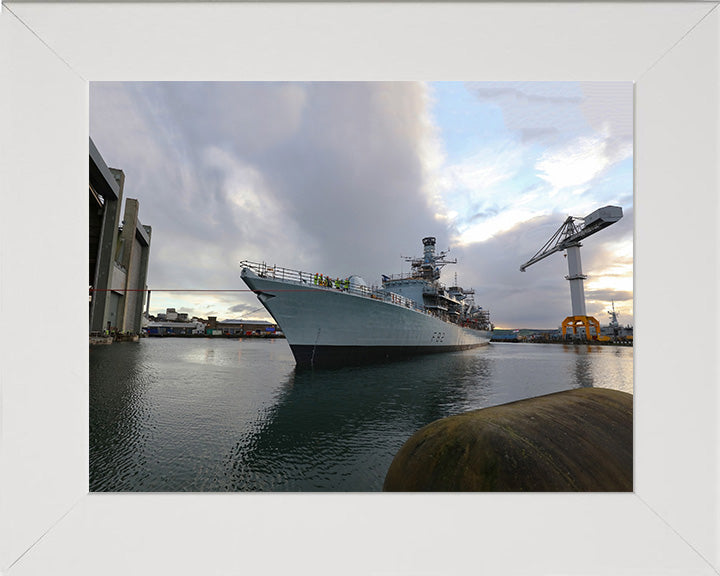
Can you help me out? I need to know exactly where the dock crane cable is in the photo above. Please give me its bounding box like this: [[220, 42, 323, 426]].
[[519, 205, 623, 339]]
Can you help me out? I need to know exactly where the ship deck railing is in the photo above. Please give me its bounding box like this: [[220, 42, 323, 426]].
[[240, 260, 430, 315], [240, 260, 492, 330]]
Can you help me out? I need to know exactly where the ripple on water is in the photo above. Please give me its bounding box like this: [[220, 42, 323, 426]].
[[90, 339, 633, 491]]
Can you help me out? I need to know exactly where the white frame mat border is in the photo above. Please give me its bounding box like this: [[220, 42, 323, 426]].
[[1, 2, 718, 575]]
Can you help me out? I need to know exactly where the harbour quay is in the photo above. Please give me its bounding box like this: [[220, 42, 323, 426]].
[[491, 328, 633, 345], [145, 313, 282, 338]]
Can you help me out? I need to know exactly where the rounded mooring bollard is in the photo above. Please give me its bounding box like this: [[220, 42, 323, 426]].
[[383, 387, 632, 492]]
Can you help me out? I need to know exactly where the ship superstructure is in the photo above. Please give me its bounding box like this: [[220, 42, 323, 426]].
[[380, 237, 492, 332], [240, 236, 492, 368], [600, 301, 634, 341]]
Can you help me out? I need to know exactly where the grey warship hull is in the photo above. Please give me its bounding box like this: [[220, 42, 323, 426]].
[[240, 261, 491, 368]]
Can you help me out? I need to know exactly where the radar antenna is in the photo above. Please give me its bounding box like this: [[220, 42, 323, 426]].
[[404, 236, 456, 281]]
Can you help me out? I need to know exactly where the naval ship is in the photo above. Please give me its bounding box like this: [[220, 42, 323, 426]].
[[240, 236, 492, 368]]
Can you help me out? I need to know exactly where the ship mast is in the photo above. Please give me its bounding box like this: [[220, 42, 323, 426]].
[[405, 236, 456, 282], [608, 301, 620, 335]]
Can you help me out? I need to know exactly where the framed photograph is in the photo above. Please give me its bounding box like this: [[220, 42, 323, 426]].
[[1, 2, 718, 574]]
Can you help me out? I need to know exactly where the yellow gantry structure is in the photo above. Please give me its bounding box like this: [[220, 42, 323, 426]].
[[561, 315, 600, 339]]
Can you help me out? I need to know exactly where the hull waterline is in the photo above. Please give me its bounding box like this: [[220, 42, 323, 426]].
[[241, 269, 491, 368]]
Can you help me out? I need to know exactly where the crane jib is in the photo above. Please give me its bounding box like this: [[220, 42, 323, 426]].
[[519, 205, 623, 272]]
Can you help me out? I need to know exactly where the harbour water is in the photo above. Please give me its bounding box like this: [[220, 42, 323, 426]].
[[90, 338, 633, 492]]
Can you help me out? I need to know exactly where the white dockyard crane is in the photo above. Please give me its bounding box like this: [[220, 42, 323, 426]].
[[520, 205, 623, 339]]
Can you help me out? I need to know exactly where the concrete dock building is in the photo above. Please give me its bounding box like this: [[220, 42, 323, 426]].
[[89, 138, 152, 335]]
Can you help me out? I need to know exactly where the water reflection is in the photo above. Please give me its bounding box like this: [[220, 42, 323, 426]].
[[90, 340, 632, 492], [563, 344, 597, 388], [221, 351, 495, 491]]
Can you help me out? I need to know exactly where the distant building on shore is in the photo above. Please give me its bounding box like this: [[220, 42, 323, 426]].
[[160, 308, 188, 322], [216, 318, 278, 336], [146, 320, 207, 336], [145, 311, 279, 337], [89, 138, 152, 336]]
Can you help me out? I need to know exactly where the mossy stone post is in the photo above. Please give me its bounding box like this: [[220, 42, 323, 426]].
[[383, 387, 632, 492]]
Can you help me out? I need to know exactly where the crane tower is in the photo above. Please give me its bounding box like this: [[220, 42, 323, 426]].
[[520, 205, 623, 339]]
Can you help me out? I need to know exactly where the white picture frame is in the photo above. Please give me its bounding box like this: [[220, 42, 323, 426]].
[[1, 2, 718, 574]]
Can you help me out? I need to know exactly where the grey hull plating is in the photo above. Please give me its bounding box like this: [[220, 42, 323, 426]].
[[241, 268, 490, 368], [290, 343, 483, 369]]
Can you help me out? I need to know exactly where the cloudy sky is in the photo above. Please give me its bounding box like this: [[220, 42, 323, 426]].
[[90, 81, 633, 329]]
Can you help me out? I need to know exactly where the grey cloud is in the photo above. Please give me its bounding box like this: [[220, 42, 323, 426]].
[[466, 82, 633, 168], [578, 82, 633, 140], [227, 302, 267, 317], [449, 208, 632, 329], [586, 290, 633, 302], [449, 213, 572, 327], [519, 126, 559, 143], [582, 205, 634, 271], [90, 82, 445, 318], [250, 82, 441, 278], [467, 83, 583, 105], [464, 81, 587, 147], [468, 206, 500, 223], [90, 81, 632, 326]]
